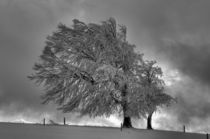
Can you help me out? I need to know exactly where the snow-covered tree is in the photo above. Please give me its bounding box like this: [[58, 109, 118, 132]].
[[137, 60, 174, 129], [28, 18, 168, 128]]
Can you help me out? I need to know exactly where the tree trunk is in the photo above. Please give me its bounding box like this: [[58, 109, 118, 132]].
[[121, 84, 132, 128], [147, 112, 153, 130], [123, 116, 132, 128]]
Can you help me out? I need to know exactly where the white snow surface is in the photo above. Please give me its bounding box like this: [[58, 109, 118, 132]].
[[0, 122, 205, 139]]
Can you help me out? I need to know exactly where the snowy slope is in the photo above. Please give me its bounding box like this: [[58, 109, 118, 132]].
[[0, 122, 205, 139]]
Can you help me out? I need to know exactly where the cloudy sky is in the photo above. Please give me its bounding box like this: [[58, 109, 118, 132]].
[[0, 0, 210, 133]]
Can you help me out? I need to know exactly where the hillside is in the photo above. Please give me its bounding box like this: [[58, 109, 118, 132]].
[[0, 122, 205, 139]]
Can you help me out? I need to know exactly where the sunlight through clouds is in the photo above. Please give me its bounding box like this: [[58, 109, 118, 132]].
[[162, 69, 181, 86]]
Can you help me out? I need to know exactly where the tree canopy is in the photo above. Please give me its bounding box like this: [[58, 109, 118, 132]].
[[29, 18, 173, 128], [140, 60, 173, 113], [138, 60, 174, 129]]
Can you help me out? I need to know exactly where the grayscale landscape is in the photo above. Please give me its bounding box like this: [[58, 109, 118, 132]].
[[0, 0, 210, 138]]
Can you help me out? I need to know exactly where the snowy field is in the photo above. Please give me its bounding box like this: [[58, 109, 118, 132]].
[[0, 122, 205, 139]]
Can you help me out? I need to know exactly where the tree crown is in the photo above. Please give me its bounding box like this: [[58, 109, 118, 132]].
[[29, 18, 173, 119]]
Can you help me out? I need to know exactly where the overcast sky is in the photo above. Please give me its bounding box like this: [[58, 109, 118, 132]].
[[0, 0, 210, 133]]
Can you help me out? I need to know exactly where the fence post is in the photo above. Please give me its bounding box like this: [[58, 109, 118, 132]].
[[43, 118, 45, 126], [120, 123, 122, 131], [64, 117, 66, 125], [207, 133, 209, 139], [183, 125, 185, 133]]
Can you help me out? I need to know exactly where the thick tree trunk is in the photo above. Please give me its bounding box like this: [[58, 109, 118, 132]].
[[147, 112, 153, 130], [121, 83, 132, 128], [123, 116, 132, 128]]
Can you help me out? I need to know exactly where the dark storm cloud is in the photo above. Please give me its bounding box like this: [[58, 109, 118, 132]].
[[160, 43, 210, 85], [124, 0, 210, 85]]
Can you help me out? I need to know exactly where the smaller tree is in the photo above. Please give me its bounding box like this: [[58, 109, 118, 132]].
[[138, 60, 174, 130]]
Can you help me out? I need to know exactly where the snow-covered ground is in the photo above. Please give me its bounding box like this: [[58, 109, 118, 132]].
[[0, 122, 205, 139]]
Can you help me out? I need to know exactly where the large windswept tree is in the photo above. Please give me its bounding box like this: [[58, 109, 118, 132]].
[[29, 18, 171, 128], [138, 60, 174, 129]]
